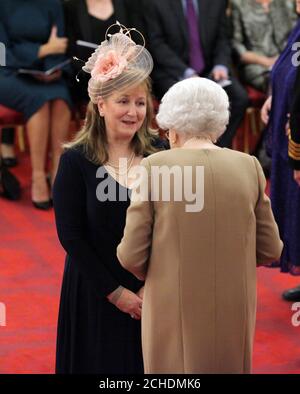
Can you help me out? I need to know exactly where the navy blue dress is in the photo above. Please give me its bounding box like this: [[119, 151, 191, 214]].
[[53, 147, 144, 374], [0, 0, 71, 121], [267, 19, 300, 274]]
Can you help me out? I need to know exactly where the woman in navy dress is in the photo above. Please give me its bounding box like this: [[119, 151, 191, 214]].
[[261, 1, 300, 287], [53, 24, 159, 373], [0, 0, 72, 209]]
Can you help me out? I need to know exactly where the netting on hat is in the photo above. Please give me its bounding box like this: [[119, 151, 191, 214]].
[[82, 23, 153, 103]]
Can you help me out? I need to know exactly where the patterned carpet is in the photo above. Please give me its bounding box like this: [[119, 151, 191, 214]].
[[0, 152, 300, 374]]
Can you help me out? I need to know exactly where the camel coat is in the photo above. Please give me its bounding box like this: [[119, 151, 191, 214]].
[[117, 148, 283, 374]]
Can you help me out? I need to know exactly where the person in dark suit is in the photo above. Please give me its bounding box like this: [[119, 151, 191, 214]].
[[143, 0, 248, 147], [281, 60, 300, 302], [289, 63, 300, 181], [260, 0, 300, 300], [64, 0, 131, 103]]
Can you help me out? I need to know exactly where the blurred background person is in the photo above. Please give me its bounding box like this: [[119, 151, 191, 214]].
[[118, 77, 283, 374], [64, 0, 131, 105], [53, 24, 159, 373], [261, 0, 300, 292], [142, 0, 248, 148], [0, 0, 72, 210], [231, 0, 296, 93], [279, 55, 300, 301]]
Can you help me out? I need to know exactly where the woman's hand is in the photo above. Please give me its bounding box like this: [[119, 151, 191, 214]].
[[38, 26, 68, 58], [108, 288, 143, 320], [263, 56, 278, 68], [136, 286, 144, 300], [261, 96, 272, 124], [294, 170, 300, 186], [212, 67, 228, 82], [285, 116, 290, 136]]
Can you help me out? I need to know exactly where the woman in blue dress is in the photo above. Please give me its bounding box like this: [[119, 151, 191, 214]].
[[0, 0, 72, 209], [261, 0, 300, 295]]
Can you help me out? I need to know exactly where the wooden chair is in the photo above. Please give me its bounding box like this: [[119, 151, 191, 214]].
[[233, 86, 266, 153]]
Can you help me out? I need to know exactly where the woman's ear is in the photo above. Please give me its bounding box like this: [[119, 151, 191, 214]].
[[169, 129, 177, 145], [97, 97, 105, 117]]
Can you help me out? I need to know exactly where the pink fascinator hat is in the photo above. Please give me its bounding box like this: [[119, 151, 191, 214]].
[[82, 22, 154, 103]]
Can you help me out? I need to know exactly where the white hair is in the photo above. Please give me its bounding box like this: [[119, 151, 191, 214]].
[[156, 78, 230, 140]]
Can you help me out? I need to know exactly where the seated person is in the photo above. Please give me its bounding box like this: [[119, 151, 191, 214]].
[[142, 0, 248, 148], [0, 0, 72, 209], [231, 0, 297, 92], [64, 0, 132, 104]]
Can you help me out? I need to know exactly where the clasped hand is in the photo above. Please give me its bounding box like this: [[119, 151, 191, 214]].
[[111, 287, 143, 320]]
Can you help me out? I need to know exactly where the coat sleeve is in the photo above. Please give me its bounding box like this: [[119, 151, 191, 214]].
[[43, 0, 70, 71], [142, 0, 188, 81], [53, 150, 120, 298], [212, 0, 231, 68], [289, 64, 300, 170], [117, 158, 154, 280], [253, 156, 283, 265]]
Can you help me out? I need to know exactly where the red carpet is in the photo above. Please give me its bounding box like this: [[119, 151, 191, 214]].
[[0, 152, 300, 374]]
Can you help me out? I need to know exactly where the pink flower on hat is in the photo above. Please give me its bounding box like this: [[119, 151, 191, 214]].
[[91, 50, 128, 83]]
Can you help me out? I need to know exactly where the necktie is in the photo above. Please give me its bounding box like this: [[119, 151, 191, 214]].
[[186, 0, 205, 74]]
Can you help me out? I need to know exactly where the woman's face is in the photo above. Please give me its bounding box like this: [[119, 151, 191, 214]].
[[98, 84, 147, 141], [296, 0, 300, 14]]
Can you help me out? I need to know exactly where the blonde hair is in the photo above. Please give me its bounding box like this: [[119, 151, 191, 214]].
[[65, 78, 158, 165]]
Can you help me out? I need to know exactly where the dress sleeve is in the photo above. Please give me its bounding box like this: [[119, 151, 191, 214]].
[[253, 156, 283, 265], [53, 150, 120, 298], [117, 158, 154, 280], [43, 0, 70, 71], [0, 11, 39, 69], [231, 0, 247, 58]]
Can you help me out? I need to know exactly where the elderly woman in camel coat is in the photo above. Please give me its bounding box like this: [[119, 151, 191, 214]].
[[117, 78, 283, 374]]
